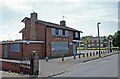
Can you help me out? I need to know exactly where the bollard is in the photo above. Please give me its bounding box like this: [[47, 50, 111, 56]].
[[108, 50, 109, 53], [101, 51, 102, 54], [90, 52, 92, 56], [74, 54, 76, 59], [93, 52, 95, 56], [86, 53, 89, 57], [78, 54, 81, 58], [103, 51, 104, 54], [62, 54, 64, 62], [83, 53, 85, 57], [46, 57, 48, 62], [96, 51, 98, 55]]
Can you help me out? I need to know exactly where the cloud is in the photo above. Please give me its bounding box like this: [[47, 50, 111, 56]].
[[0, 0, 118, 40], [2, 0, 33, 12]]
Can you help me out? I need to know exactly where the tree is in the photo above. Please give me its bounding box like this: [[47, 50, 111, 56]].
[[112, 31, 120, 48], [81, 35, 93, 46], [103, 36, 108, 47]]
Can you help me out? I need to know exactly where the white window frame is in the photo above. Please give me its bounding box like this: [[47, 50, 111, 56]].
[[51, 28, 56, 34], [65, 30, 69, 36]]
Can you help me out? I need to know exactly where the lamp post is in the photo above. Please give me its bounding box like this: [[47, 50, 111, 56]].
[[97, 22, 101, 57]]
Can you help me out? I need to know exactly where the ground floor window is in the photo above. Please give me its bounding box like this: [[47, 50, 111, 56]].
[[11, 44, 20, 52], [51, 42, 68, 51]]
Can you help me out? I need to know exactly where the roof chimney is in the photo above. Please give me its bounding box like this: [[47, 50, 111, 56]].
[[60, 16, 66, 26], [30, 12, 38, 40], [60, 20, 66, 26], [31, 12, 37, 21]]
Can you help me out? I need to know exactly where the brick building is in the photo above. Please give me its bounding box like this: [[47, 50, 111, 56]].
[[0, 40, 44, 59], [0, 12, 82, 59], [87, 37, 104, 48]]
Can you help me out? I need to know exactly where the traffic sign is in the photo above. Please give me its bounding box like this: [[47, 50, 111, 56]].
[[108, 35, 113, 40]]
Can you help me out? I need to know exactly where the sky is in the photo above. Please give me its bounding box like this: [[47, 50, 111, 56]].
[[0, 0, 119, 41]]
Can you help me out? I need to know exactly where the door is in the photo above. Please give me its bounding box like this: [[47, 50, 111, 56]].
[[73, 43, 77, 55], [4, 45, 8, 58]]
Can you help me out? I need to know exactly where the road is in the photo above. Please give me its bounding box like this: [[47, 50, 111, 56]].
[[54, 54, 118, 77]]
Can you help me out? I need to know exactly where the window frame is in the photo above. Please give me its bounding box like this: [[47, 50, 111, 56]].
[[51, 28, 56, 34], [11, 44, 20, 52], [75, 32, 79, 38], [65, 30, 69, 36]]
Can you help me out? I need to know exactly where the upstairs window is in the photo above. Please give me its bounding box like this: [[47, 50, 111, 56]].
[[55, 28, 59, 34], [75, 32, 79, 38], [65, 30, 69, 36], [59, 29, 63, 35], [11, 44, 20, 52], [62, 29, 65, 35], [51, 28, 56, 34], [51, 28, 69, 36]]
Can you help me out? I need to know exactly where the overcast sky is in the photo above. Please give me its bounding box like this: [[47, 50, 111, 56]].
[[0, 0, 119, 41]]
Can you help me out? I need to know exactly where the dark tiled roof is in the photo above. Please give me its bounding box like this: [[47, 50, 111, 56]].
[[21, 17, 83, 33]]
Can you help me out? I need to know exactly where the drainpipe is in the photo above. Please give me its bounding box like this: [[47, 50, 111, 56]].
[[45, 26, 47, 58]]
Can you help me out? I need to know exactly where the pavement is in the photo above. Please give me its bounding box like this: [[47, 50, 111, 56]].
[[0, 50, 119, 78]]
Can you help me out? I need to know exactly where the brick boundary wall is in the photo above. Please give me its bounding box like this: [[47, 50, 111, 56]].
[[0, 61, 20, 73]]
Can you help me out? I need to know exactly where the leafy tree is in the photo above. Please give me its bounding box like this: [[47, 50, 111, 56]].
[[81, 36, 93, 46], [112, 31, 120, 48], [103, 36, 109, 47]]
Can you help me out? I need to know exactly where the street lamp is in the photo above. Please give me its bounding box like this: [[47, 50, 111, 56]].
[[97, 22, 101, 57]]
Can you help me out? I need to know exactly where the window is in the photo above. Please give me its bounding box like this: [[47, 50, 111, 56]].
[[55, 28, 59, 34], [88, 44, 90, 47], [97, 40, 99, 43], [65, 30, 69, 36], [92, 44, 94, 46], [97, 44, 99, 46], [51, 42, 68, 51], [62, 29, 65, 35], [51, 28, 55, 34], [75, 32, 79, 38], [59, 29, 63, 35], [11, 44, 20, 52], [100, 44, 103, 47]]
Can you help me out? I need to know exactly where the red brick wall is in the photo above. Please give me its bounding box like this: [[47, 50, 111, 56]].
[[8, 43, 22, 59], [2, 61, 20, 72], [45, 27, 74, 57], [36, 23, 46, 41], [23, 43, 44, 58], [22, 19, 31, 40], [46, 27, 52, 57], [21, 19, 75, 58]]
